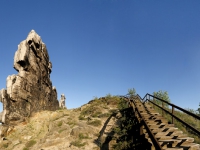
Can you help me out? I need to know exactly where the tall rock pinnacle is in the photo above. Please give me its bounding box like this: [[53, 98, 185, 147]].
[[0, 30, 59, 125]]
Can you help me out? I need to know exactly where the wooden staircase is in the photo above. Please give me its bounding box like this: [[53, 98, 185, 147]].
[[132, 98, 200, 150]]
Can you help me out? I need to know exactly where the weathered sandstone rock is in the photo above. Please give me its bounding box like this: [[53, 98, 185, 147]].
[[0, 30, 59, 126], [59, 94, 66, 109]]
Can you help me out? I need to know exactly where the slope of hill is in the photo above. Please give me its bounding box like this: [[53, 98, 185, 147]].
[[0, 96, 130, 150], [1, 95, 199, 150]]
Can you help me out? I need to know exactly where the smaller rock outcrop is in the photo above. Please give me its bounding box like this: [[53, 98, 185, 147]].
[[59, 94, 66, 109]]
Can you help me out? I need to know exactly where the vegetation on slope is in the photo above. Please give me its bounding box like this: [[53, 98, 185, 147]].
[[150, 90, 200, 144], [0, 88, 199, 149]]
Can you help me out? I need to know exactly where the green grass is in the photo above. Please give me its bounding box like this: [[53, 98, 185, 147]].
[[67, 120, 76, 128], [79, 133, 90, 140], [57, 121, 63, 127], [87, 119, 101, 126], [3, 144, 8, 148], [71, 140, 87, 148], [79, 115, 85, 120], [81, 105, 101, 116], [91, 111, 102, 118], [58, 129, 65, 133], [98, 113, 111, 118], [23, 140, 37, 150]]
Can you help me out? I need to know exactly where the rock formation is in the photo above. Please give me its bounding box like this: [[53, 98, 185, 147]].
[[0, 30, 59, 126], [59, 94, 66, 109]]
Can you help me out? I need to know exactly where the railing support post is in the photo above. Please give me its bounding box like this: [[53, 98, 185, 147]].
[[140, 123, 144, 135], [162, 101, 164, 117], [172, 106, 174, 124]]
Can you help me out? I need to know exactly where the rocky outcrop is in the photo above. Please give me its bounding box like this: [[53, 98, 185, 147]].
[[0, 30, 59, 126], [59, 94, 66, 109]]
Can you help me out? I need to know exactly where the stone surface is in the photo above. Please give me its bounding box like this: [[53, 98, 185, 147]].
[[59, 94, 66, 109], [0, 30, 59, 126]]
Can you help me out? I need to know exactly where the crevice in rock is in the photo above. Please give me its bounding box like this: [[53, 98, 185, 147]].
[[30, 46, 41, 61]]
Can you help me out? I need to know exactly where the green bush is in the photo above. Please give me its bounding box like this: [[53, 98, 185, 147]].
[[105, 93, 112, 99], [153, 90, 170, 107], [127, 88, 136, 98], [118, 98, 128, 110]]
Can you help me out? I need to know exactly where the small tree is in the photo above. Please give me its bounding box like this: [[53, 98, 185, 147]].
[[153, 90, 170, 107], [127, 88, 136, 98]]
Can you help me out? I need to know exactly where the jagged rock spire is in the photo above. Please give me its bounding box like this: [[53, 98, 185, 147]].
[[0, 30, 59, 126]]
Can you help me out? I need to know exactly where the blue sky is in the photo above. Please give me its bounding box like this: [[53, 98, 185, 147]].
[[0, 1, 200, 111]]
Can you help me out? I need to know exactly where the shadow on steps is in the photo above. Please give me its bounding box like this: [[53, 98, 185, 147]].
[[94, 107, 152, 150]]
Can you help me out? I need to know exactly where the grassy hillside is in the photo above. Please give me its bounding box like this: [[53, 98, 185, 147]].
[[0, 95, 199, 150], [0, 95, 139, 150]]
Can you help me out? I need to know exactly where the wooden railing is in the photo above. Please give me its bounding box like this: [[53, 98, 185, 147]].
[[119, 93, 200, 149], [140, 93, 200, 136]]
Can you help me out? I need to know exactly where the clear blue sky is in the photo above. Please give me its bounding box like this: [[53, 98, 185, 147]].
[[0, 1, 200, 111]]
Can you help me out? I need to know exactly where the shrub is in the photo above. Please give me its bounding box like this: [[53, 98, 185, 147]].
[[153, 90, 170, 107], [127, 88, 136, 98], [118, 98, 128, 110], [105, 93, 112, 99]]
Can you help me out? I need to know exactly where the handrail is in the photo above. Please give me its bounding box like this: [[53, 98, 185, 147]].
[[142, 93, 200, 136], [143, 93, 200, 121], [136, 94, 143, 101]]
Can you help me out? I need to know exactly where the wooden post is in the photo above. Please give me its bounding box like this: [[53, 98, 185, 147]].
[[140, 121, 144, 135], [162, 101, 164, 117], [172, 106, 174, 124]]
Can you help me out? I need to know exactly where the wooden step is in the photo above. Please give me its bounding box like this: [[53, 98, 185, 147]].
[[151, 127, 179, 133], [159, 139, 182, 148], [179, 142, 200, 149], [164, 148, 183, 150]]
